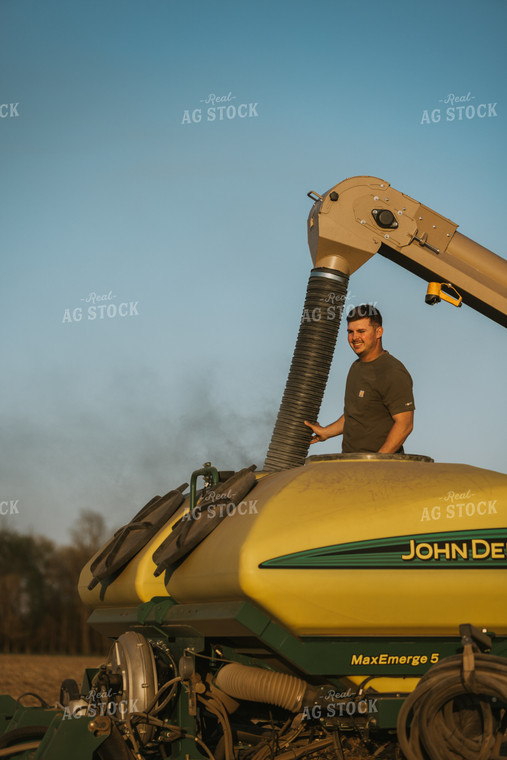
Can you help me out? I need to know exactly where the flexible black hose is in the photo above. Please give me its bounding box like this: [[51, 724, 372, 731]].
[[264, 267, 349, 471], [199, 696, 234, 760], [0, 726, 48, 750], [16, 692, 50, 708], [397, 652, 507, 760]]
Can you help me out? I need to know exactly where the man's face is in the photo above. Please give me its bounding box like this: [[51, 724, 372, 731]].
[[347, 317, 383, 360]]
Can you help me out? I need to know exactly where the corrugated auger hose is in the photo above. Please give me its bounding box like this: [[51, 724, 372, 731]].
[[397, 651, 507, 760], [215, 663, 309, 713], [264, 267, 349, 471]]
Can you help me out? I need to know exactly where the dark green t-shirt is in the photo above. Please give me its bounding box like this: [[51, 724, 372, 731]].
[[342, 351, 415, 453]]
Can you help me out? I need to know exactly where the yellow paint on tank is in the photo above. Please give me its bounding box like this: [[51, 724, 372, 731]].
[[346, 675, 420, 694], [78, 496, 192, 606], [167, 457, 507, 636]]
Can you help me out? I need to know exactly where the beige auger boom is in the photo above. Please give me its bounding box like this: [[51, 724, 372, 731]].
[[307, 176, 507, 326]]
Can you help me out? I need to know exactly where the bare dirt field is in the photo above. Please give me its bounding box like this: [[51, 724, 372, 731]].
[[0, 653, 103, 706]]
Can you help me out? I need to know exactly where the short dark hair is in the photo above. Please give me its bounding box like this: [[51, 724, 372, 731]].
[[346, 304, 382, 328]]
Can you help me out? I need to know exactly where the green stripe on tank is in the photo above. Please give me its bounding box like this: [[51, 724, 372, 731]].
[[260, 528, 507, 569]]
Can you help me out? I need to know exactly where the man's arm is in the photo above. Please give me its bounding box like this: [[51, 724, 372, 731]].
[[304, 416, 344, 445], [378, 411, 414, 454]]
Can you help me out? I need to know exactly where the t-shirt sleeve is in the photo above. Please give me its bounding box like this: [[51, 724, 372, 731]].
[[381, 365, 415, 416]]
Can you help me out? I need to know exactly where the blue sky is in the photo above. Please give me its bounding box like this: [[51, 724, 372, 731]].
[[1, 0, 506, 543]]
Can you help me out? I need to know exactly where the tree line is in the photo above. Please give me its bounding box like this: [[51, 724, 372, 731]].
[[0, 511, 109, 654]]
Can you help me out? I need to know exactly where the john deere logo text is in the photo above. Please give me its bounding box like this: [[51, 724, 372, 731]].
[[401, 538, 506, 562]]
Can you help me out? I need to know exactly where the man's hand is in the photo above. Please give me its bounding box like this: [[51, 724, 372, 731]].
[[304, 420, 329, 444], [304, 416, 344, 444], [378, 411, 414, 454]]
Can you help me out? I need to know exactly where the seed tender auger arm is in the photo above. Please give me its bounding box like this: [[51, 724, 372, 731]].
[[1, 177, 506, 760], [265, 175, 507, 471], [310, 176, 506, 326]]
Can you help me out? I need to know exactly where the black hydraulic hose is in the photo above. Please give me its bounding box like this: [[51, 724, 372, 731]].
[[264, 267, 349, 471], [397, 652, 507, 760], [0, 726, 48, 750]]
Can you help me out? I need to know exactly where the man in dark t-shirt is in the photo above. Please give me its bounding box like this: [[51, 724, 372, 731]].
[[304, 305, 414, 453]]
